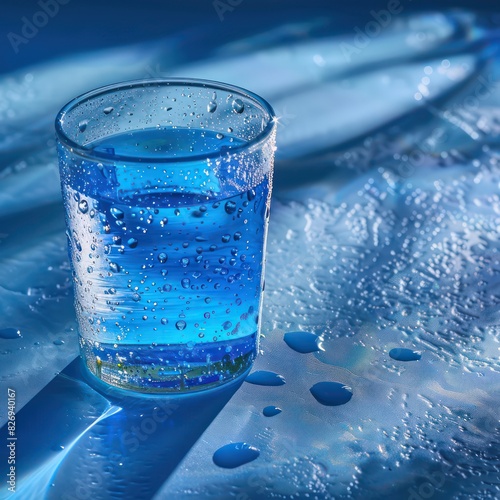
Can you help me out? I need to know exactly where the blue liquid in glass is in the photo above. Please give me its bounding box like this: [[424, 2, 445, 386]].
[[59, 127, 271, 392]]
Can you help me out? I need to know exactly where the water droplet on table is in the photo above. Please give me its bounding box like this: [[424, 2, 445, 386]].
[[263, 405, 282, 417], [245, 370, 286, 386], [212, 442, 260, 468], [0, 328, 22, 339], [310, 381, 353, 406], [389, 348, 422, 362], [284, 331, 324, 353]]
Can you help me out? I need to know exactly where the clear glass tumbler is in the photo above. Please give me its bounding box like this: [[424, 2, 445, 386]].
[[56, 78, 276, 393]]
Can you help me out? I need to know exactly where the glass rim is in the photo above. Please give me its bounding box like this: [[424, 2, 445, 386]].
[[55, 77, 277, 164]]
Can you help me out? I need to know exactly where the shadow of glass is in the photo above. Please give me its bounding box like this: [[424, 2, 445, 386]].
[[1, 357, 246, 499]]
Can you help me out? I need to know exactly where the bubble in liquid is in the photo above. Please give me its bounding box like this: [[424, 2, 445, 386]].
[[158, 252, 168, 264], [78, 200, 89, 214]]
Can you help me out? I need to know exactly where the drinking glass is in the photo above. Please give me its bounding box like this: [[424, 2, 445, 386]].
[[56, 78, 276, 393]]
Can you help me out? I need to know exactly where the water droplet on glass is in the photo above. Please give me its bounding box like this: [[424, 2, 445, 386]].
[[110, 207, 124, 219], [109, 262, 120, 273], [127, 238, 138, 248], [53, 339, 65, 346], [161, 318, 168, 325], [78, 200, 89, 214], [310, 381, 353, 406], [216, 133, 224, 140], [103, 106, 114, 114], [223, 321, 232, 330], [158, 252, 168, 264], [181, 278, 190, 289], [232, 99, 244, 114], [213, 442, 259, 469], [175, 320, 187, 331], [78, 120, 88, 132], [225, 201, 237, 214], [132, 293, 141, 302], [207, 101, 217, 113]]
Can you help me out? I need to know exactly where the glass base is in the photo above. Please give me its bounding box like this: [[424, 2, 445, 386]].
[[80, 334, 257, 394]]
